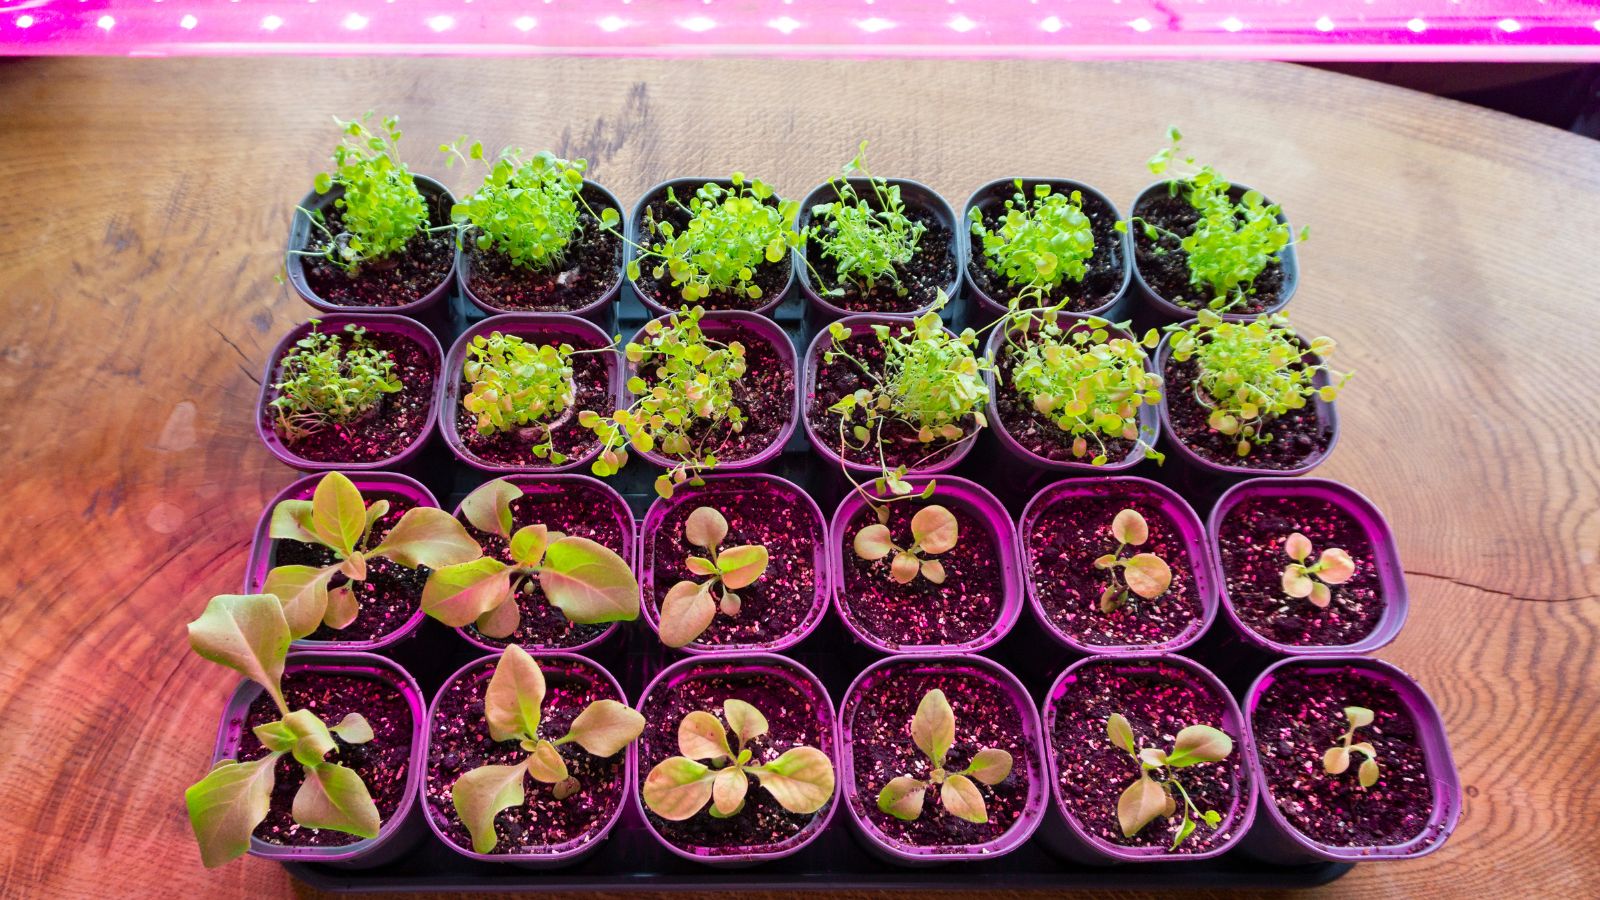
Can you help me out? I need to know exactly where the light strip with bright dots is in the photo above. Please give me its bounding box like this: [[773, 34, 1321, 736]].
[[948, 14, 976, 32], [1040, 16, 1062, 32], [179, 14, 197, 29], [1406, 17, 1427, 33], [96, 14, 114, 30], [427, 15, 453, 32], [597, 15, 626, 32], [679, 16, 715, 31], [767, 16, 800, 34], [261, 14, 283, 30], [1129, 17, 1152, 32], [1315, 16, 1334, 32], [343, 12, 368, 30], [514, 15, 536, 31]]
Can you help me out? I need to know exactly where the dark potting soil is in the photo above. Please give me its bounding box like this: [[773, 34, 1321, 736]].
[[806, 209, 955, 314], [848, 664, 1032, 848], [1163, 355, 1329, 470], [637, 668, 832, 855], [463, 187, 623, 312], [993, 330, 1140, 464], [967, 188, 1124, 313], [634, 193, 792, 312], [1049, 660, 1243, 854], [1217, 496, 1382, 646], [457, 485, 628, 649], [636, 320, 793, 465], [426, 656, 627, 855], [270, 491, 426, 642], [807, 330, 975, 470], [1025, 491, 1203, 647], [839, 499, 1003, 648], [1132, 190, 1287, 315], [236, 669, 414, 848], [454, 335, 613, 469], [264, 330, 436, 464], [301, 191, 454, 308], [649, 480, 819, 649], [1254, 669, 1436, 848]]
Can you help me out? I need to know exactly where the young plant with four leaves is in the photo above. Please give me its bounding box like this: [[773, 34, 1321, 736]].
[[269, 320, 402, 443], [851, 504, 958, 586], [804, 142, 925, 298], [876, 689, 1014, 824], [1093, 509, 1174, 613], [627, 174, 803, 304], [1106, 712, 1233, 849], [970, 181, 1096, 309], [462, 330, 607, 465], [1280, 531, 1356, 608], [1322, 706, 1381, 788], [657, 506, 770, 648]]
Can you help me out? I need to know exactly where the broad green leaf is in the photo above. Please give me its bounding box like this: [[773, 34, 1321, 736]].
[[964, 748, 1013, 786], [185, 753, 281, 868], [1124, 553, 1173, 600], [1323, 746, 1351, 775], [293, 761, 380, 839], [421, 558, 513, 628], [371, 507, 481, 569], [262, 564, 335, 640], [940, 773, 986, 823], [1358, 757, 1380, 788], [716, 545, 768, 591], [1112, 508, 1149, 546], [877, 775, 926, 821], [1166, 725, 1233, 767], [460, 478, 521, 539], [331, 713, 373, 745], [642, 756, 714, 821], [684, 506, 728, 549], [678, 710, 733, 762], [723, 699, 768, 748], [1345, 707, 1374, 728], [539, 536, 640, 625], [1107, 713, 1137, 754], [269, 499, 320, 544], [509, 524, 550, 568], [852, 524, 894, 560], [751, 746, 834, 815], [452, 763, 527, 854], [273, 709, 336, 768], [658, 580, 715, 648], [361, 499, 390, 544], [1171, 813, 1198, 850], [912, 689, 955, 768], [486, 644, 546, 742], [558, 700, 644, 757], [711, 767, 748, 817], [525, 740, 569, 784], [1117, 774, 1168, 837], [910, 504, 958, 554], [187, 594, 291, 714], [311, 472, 367, 557]]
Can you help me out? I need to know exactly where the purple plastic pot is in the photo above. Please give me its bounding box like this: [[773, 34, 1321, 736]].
[[456, 179, 625, 322], [963, 178, 1131, 321], [1039, 653, 1257, 864], [1155, 316, 1340, 478], [1209, 477, 1409, 656], [624, 310, 798, 473], [1241, 656, 1461, 863], [1018, 476, 1217, 655], [206, 651, 427, 869], [802, 314, 978, 477], [838, 655, 1047, 865], [828, 475, 1022, 655], [982, 310, 1160, 473], [639, 473, 829, 654], [631, 653, 839, 867], [793, 177, 963, 322], [422, 650, 633, 867], [286, 173, 457, 316], [255, 313, 443, 473], [626, 177, 797, 318], [438, 313, 623, 474], [1127, 180, 1299, 324], [447, 474, 636, 654], [244, 471, 439, 652]]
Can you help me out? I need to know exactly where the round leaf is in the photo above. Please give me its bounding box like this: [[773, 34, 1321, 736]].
[[509, 524, 550, 569], [475, 593, 522, 639], [1323, 746, 1351, 775], [890, 552, 920, 584], [920, 559, 946, 584], [711, 767, 749, 817], [877, 775, 926, 821], [1318, 548, 1356, 584], [1284, 531, 1313, 563], [1358, 757, 1381, 788], [677, 710, 733, 762], [1281, 565, 1314, 599], [715, 545, 768, 590], [642, 756, 714, 821], [852, 524, 894, 561], [964, 748, 1013, 786], [684, 506, 728, 549], [1309, 581, 1332, 608], [1345, 706, 1375, 728], [911, 504, 958, 554], [1167, 725, 1233, 766], [539, 536, 641, 625], [1123, 553, 1172, 599], [1111, 508, 1149, 546]]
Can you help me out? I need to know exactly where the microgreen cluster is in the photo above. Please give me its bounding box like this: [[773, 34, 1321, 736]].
[[269, 321, 401, 443], [627, 174, 802, 303], [805, 142, 925, 297], [877, 689, 1013, 824], [971, 181, 1095, 307], [658, 506, 770, 648], [441, 140, 620, 271], [852, 504, 958, 586], [451, 645, 644, 853], [1280, 531, 1355, 608], [1093, 509, 1174, 613], [299, 112, 437, 274], [462, 330, 589, 465], [1322, 706, 1381, 788], [1106, 713, 1233, 849], [642, 700, 835, 822]]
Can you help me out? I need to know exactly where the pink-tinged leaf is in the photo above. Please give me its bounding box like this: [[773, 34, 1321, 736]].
[[716, 545, 769, 590], [451, 762, 527, 854], [185, 753, 281, 868], [852, 524, 894, 561], [912, 689, 955, 768], [524, 741, 569, 784], [751, 746, 835, 815], [460, 478, 521, 539], [940, 773, 987, 823], [187, 594, 291, 714], [293, 762, 380, 839], [1309, 581, 1332, 608], [311, 472, 367, 557], [711, 766, 749, 817], [421, 558, 513, 628], [1107, 714, 1137, 754], [561, 700, 644, 757], [1168, 725, 1233, 766], [269, 499, 320, 545], [323, 583, 358, 630], [964, 748, 1013, 786], [658, 581, 716, 648], [1282, 566, 1314, 599], [723, 699, 768, 748], [910, 504, 958, 554], [539, 536, 640, 625], [920, 559, 946, 584], [1117, 774, 1168, 837], [475, 593, 521, 639], [877, 775, 926, 820], [485, 644, 546, 742], [262, 564, 335, 641], [1123, 553, 1172, 599], [677, 710, 733, 762], [642, 756, 714, 821], [684, 506, 729, 549], [1284, 531, 1313, 563], [890, 552, 919, 584], [371, 507, 482, 569], [1111, 508, 1149, 546]]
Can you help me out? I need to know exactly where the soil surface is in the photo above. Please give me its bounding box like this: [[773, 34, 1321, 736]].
[[634, 189, 792, 312], [1049, 659, 1243, 854], [264, 329, 435, 464], [425, 655, 627, 855], [635, 319, 793, 466], [301, 188, 454, 307], [992, 327, 1142, 464], [454, 331, 613, 469], [1132, 189, 1287, 314], [1254, 669, 1436, 848], [967, 186, 1124, 313], [463, 186, 623, 312], [1163, 355, 1330, 470], [805, 207, 955, 313]]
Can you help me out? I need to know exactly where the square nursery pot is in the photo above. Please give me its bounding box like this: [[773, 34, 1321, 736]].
[[205, 651, 427, 869], [1155, 317, 1339, 478], [1040, 653, 1257, 864], [455, 179, 625, 321], [256, 313, 442, 472], [438, 313, 623, 474], [1019, 476, 1217, 655], [1127, 180, 1299, 324], [423, 650, 633, 867], [962, 178, 1131, 321], [631, 654, 839, 866], [1209, 478, 1409, 656], [625, 310, 798, 473], [1242, 656, 1461, 864], [626, 177, 797, 318], [829, 475, 1022, 654], [839, 655, 1047, 865], [448, 474, 637, 654], [983, 311, 1160, 473], [793, 177, 963, 321], [802, 314, 979, 477], [640, 473, 829, 654], [286, 173, 457, 316], [244, 471, 440, 652]]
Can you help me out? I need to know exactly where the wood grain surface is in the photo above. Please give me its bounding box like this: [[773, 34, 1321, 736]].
[[0, 57, 1596, 900]]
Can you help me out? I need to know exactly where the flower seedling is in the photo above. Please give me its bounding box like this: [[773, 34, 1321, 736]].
[[1093, 509, 1174, 613], [183, 595, 383, 867], [1107, 713, 1233, 849], [462, 330, 608, 465], [450, 645, 645, 853], [852, 504, 958, 586], [804, 141, 925, 298], [1322, 706, 1381, 788], [440, 141, 621, 271], [269, 320, 402, 443], [1280, 532, 1356, 608], [260, 472, 481, 639], [876, 689, 1013, 824], [657, 506, 770, 648], [970, 180, 1095, 309], [642, 700, 835, 821], [626, 174, 803, 304], [420, 478, 639, 638]]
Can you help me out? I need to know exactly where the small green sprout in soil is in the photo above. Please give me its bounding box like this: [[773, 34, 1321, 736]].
[[421, 478, 640, 637], [463, 330, 610, 465], [852, 504, 958, 586], [451, 644, 644, 853], [971, 180, 1095, 309], [1107, 712, 1233, 849], [642, 700, 835, 821], [184, 594, 383, 867], [876, 688, 1014, 824], [626, 173, 802, 304], [805, 141, 925, 298], [658, 506, 770, 648], [1280, 531, 1356, 608], [1322, 706, 1381, 788], [1093, 509, 1174, 613], [270, 320, 402, 443]]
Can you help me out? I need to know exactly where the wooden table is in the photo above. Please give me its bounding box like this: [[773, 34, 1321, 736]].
[[1, 57, 1595, 900]]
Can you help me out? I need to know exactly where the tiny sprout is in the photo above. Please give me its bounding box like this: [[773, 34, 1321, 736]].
[[626, 175, 803, 304], [451, 645, 645, 853], [853, 504, 958, 585], [1322, 706, 1380, 788], [1280, 531, 1356, 608], [658, 506, 770, 648], [441, 143, 620, 272], [969, 179, 1095, 308], [1107, 713, 1232, 849], [270, 320, 402, 443], [805, 141, 925, 297], [462, 330, 602, 466], [1093, 509, 1173, 613], [876, 689, 1013, 824], [642, 700, 835, 822]]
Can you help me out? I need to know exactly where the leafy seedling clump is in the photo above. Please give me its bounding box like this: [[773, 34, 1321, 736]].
[[628, 174, 802, 306], [805, 142, 926, 300], [270, 321, 401, 443], [461, 330, 610, 466], [876, 689, 1014, 825], [658, 506, 770, 648], [1106, 713, 1233, 849], [642, 700, 835, 822], [970, 180, 1095, 310], [441, 142, 621, 272]]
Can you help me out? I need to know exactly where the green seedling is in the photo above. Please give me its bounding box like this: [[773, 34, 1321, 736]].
[[462, 330, 610, 465], [876, 689, 1013, 824], [269, 320, 402, 443], [626, 174, 803, 304], [1322, 706, 1381, 788], [1093, 509, 1173, 613], [642, 700, 835, 821], [440, 141, 620, 271], [1281, 531, 1356, 608], [805, 141, 925, 297], [970, 180, 1095, 309], [658, 506, 770, 648], [1107, 713, 1233, 849], [851, 504, 958, 586]]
